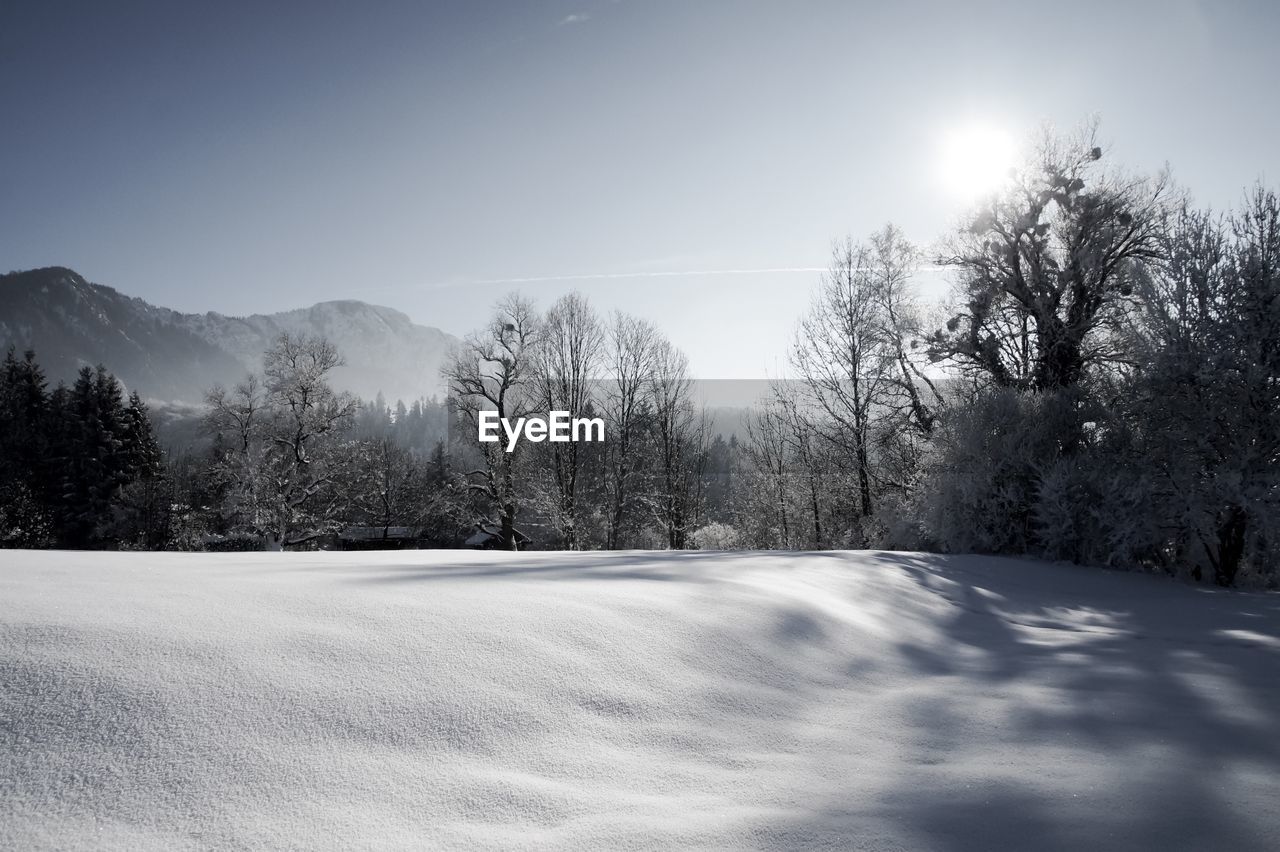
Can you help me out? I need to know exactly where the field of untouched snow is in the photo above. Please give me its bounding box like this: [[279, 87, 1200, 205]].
[[2, 550, 1279, 851]]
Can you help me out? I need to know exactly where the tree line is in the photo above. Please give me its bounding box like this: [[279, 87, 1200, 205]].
[[441, 292, 727, 551], [742, 125, 1278, 588], [1, 122, 1275, 586], [0, 354, 165, 548]]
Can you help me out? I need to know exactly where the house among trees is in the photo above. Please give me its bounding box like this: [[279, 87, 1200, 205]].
[[464, 522, 530, 550], [338, 526, 423, 550]]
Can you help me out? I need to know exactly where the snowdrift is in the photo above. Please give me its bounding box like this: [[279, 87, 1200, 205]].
[[2, 549, 1278, 850]]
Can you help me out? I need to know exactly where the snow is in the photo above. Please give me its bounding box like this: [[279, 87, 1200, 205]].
[[2, 549, 1278, 850]]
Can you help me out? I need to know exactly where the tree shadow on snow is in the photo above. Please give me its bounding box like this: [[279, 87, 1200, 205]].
[[310, 546, 1280, 849], [751, 551, 1280, 851], [336, 549, 780, 586]]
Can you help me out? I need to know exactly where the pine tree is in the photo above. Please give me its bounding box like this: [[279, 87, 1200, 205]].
[[113, 391, 170, 547], [0, 348, 53, 546], [53, 366, 130, 547], [122, 391, 163, 480]]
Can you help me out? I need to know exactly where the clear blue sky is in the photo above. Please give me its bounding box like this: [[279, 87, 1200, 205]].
[[3, 0, 1278, 377]]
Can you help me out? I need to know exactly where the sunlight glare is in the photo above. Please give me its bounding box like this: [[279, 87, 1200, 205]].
[[939, 123, 1018, 200]]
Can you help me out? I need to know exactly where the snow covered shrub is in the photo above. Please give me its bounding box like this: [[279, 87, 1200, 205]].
[[200, 531, 265, 552], [1239, 510, 1280, 589], [914, 385, 1175, 569], [1107, 188, 1280, 586], [915, 388, 1086, 556], [874, 491, 929, 551], [1030, 456, 1163, 568], [849, 512, 888, 550], [1031, 458, 1103, 563], [1086, 466, 1170, 572], [0, 483, 53, 548], [631, 526, 671, 551], [690, 522, 744, 550], [917, 390, 1035, 553]]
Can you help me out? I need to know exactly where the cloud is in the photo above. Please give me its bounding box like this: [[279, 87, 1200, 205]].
[[557, 13, 590, 26]]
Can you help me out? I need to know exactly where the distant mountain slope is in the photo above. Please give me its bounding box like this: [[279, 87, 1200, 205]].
[[0, 267, 455, 404]]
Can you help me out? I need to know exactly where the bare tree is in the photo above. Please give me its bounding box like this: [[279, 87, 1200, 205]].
[[206, 374, 263, 454], [646, 337, 702, 548], [264, 335, 357, 467], [744, 391, 793, 549], [349, 436, 422, 538], [261, 334, 358, 548], [204, 374, 266, 534], [534, 292, 604, 549], [867, 225, 945, 438], [793, 236, 893, 523], [601, 311, 658, 549], [204, 335, 357, 549], [443, 293, 541, 550], [776, 386, 829, 548], [1125, 188, 1280, 585], [930, 122, 1171, 393]]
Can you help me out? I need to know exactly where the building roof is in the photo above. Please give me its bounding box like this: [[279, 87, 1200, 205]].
[[464, 523, 530, 546], [340, 526, 417, 541]]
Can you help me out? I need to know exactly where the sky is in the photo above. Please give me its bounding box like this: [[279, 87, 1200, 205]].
[[3, 0, 1279, 378]]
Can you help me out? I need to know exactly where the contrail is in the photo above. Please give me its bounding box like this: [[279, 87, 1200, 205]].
[[471, 267, 823, 285], [463, 265, 950, 287]]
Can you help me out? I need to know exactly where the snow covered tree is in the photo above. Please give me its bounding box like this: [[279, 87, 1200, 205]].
[[52, 366, 132, 546], [205, 335, 357, 549], [930, 122, 1170, 394], [740, 383, 837, 550], [1122, 188, 1280, 585], [792, 228, 935, 539], [444, 293, 541, 550], [793, 236, 886, 524], [346, 436, 432, 537], [601, 311, 659, 549], [533, 292, 604, 549], [1, 357, 170, 549], [109, 391, 170, 548], [204, 374, 266, 536], [645, 337, 706, 549], [742, 392, 794, 549], [906, 125, 1179, 568], [0, 349, 53, 547], [867, 225, 944, 440]]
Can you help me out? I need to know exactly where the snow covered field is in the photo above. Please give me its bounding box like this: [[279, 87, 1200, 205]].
[[2, 550, 1278, 851]]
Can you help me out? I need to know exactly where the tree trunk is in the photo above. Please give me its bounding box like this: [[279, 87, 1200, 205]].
[[777, 478, 790, 549], [855, 430, 873, 518], [808, 474, 823, 548], [1213, 504, 1247, 587], [500, 504, 519, 551], [1034, 320, 1086, 392]]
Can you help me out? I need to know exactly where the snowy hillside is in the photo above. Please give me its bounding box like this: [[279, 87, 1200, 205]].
[[2, 550, 1278, 850], [174, 300, 453, 403], [0, 268, 455, 404]]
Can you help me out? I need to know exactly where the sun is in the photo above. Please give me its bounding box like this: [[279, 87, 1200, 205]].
[[938, 122, 1018, 200]]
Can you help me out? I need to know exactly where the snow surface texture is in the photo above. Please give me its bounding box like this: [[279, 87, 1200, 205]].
[[2, 550, 1278, 851]]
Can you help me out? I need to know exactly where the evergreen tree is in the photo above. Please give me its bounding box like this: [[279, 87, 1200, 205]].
[[112, 391, 171, 547], [0, 348, 53, 546], [53, 366, 127, 546]]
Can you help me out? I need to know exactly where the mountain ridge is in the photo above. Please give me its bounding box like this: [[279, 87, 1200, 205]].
[[0, 266, 455, 404]]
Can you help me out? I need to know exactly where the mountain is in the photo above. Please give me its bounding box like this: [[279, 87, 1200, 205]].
[[0, 267, 455, 404]]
